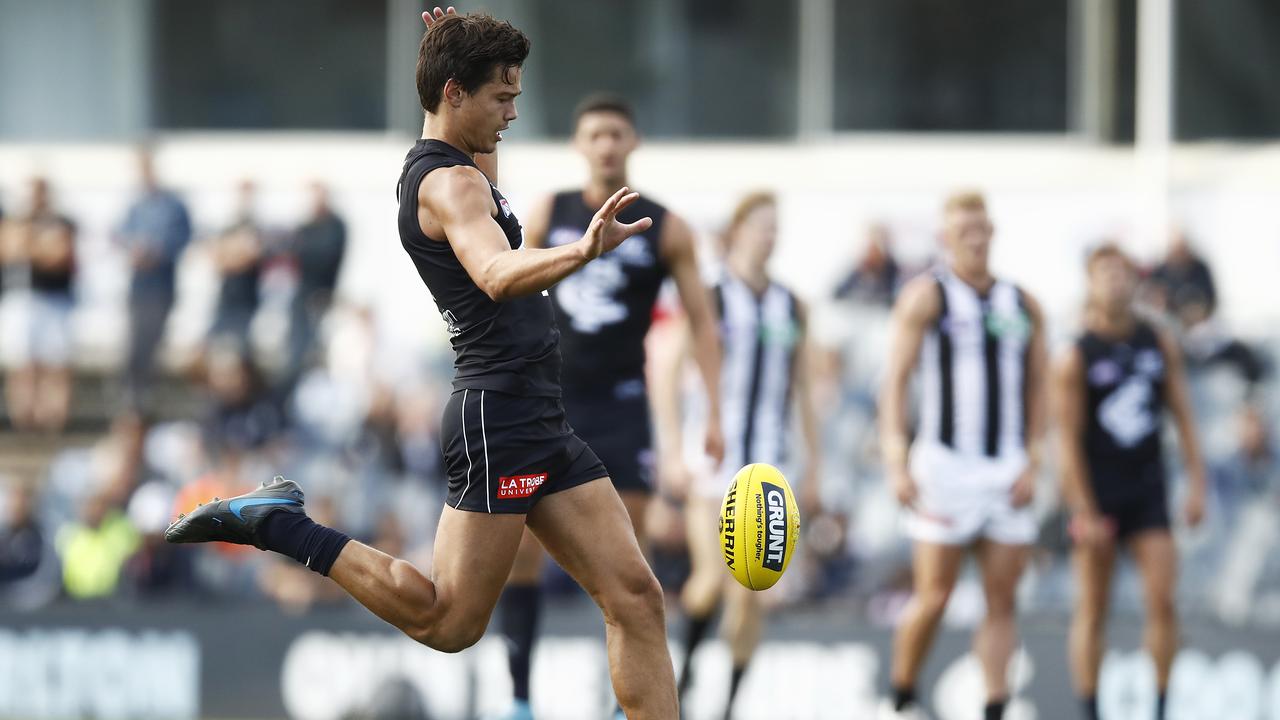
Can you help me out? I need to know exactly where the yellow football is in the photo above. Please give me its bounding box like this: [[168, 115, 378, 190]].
[[719, 463, 801, 591]]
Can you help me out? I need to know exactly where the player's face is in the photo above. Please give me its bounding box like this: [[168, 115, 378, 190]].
[[732, 203, 778, 267], [573, 112, 637, 184], [1088, 254, 1136, 309], [460, 65, 522, 154], [943, 208, 993, 275]]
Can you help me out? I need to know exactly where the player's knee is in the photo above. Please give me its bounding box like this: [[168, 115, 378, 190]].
[[1145, 592, 1176, 624], [1074, 606, 1107, 636], [915, 586, 953, 618], [407, 619, 485, 653], [603, 568, 665, 628], [985, 589, 1018, 618]]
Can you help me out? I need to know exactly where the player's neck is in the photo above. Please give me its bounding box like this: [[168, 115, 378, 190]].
[[729, 255, 769, 294], [949, 263, 994, 294], [421, 115, 474, 157], [583, 177, 628, 208], [1089, 303, 1136, 338]]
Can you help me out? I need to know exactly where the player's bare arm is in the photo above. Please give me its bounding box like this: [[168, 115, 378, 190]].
[[1010, 289, 1049, 508], [420, 168, 650, 301], [1053, 345, 1110, 545], [661, 211, 725, 465], [651, 315, 692, 497], [791, 300, 823, 516], [880, 275, 941, 508], [1156, 328, 1206, 527]]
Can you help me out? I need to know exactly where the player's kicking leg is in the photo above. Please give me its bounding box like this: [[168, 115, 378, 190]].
[[166, 477, 526, 652], [525, 477, 676, 720]]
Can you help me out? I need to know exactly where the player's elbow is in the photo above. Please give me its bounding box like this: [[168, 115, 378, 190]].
[[478, 269, 512, 303]]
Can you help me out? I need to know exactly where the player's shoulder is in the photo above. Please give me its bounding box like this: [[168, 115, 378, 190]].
[[894, 272, 943, 320], [420, 165, 494, 215], [1006, 281, 1045, 323]]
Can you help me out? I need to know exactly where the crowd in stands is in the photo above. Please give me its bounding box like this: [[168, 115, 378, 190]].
[[0, 160, 1276, 631]]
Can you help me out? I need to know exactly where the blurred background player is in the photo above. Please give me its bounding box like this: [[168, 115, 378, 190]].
[[0, 177, 77, 433], [493, 92, 723, 720], [877, 191, 1048, 720], [1055, 243, 1206, 720], [663, 191, 821, 720]]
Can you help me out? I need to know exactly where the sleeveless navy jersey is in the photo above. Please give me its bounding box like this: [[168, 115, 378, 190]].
[[1079, 320, 1166, 475], [396, 139, 561, 397], [544, 190, 669, 396]]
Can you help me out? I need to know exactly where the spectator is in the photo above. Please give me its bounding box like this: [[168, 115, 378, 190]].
[[121, 480, 196, 598], [55, 486, 140, 600], [2, 178, 77, 432], [203, 342, 283, 459], [1148, 228, 1217, 319], [285, 181, 347, 384], [0, 480, 60, 609], [117, 148, 192, 409], [207, 179, 264, 352], [832, 222, 900, 307], [0, 481, 44, 583]]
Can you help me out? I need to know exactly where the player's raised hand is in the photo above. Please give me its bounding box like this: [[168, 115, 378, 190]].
[[422, 6, 456, 27], [580, 186, 652, 261]]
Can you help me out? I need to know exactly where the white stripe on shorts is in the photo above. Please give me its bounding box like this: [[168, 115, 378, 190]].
[[455, 389, 473, 509]]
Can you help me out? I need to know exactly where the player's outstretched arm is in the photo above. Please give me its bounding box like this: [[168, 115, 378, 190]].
[[1053, 345, 1109, 544], [662, 212, 724, 465], [791, 301, 823, 516], [423, 168, 648, 301], [1157, 329, 1206, 526], [879, 276, 938, 508], [1010, 290, 1050, 507]]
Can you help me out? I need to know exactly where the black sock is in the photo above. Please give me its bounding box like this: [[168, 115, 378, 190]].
[[258, 512, 351, 576], [1157, 690, 1167, 720], [677, 614, 714, 699], [892, 685, 916, 712], [984, 697, 1008, 720], [498, 584, 542, 702], [724, 664, 748, 720], [1080, 695, 1099, 720]]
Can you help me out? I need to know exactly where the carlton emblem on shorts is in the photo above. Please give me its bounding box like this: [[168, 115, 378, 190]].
[[498, 473, 547, 499]]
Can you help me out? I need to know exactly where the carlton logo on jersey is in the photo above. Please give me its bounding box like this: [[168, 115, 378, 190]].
[[720, 463, 800, 591]]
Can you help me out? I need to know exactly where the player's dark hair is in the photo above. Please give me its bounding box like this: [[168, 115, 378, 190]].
[[416, 14, 530, 114], [573, 93, 636, 130]]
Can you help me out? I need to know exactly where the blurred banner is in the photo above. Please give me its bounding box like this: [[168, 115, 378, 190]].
[[4, 604, 1280, 720]]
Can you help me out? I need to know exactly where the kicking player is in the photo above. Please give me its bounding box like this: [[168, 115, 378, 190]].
[[494, 94, 724, 719], [167, 9, 678, 719], [664, 191, 822, 720], [878, 192, 1048, 720], [1056, 243, 1205, 720]]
